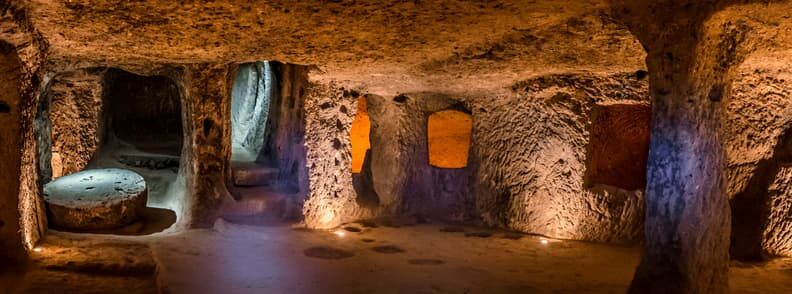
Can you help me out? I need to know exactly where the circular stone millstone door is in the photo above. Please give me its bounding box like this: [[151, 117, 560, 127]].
[[43, 168, 147, 230]]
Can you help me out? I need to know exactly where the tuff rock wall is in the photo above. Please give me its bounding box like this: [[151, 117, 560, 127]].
[[367, 93, 475, 220], [301, 72, 650, 244], [473, 73, 649, 243], [726, 59, 792, 259], [177, 64, 234, 228], [47, 70, 104, 178], [0, 1, 49, 255], [302, 79, 374, 228], [0, 41, 26, 260]]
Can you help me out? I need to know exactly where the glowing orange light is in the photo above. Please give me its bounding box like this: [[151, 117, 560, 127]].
[[428, 110, 472, 168], [350, 97, 371, 173]]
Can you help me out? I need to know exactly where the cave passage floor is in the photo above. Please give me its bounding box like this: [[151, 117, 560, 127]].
[[5, 222, 792, 294]]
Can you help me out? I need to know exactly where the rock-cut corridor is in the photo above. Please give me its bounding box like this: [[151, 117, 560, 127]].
[[3, 0, 792, 293]]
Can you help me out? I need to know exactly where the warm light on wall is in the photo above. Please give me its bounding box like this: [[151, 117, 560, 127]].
[[350, 97, 371, 173], [428, 109, 472, 168]]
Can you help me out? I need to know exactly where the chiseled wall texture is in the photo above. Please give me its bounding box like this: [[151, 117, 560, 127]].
[[302, 72, 650, 244], [0, 41, 26, 260], [302, 77, 375, 228], [1, 3, 49, 254], [367, 93, 475, 220], [48, 70, 104, 178], [725, 58, 792, 258], [472, 73, 649, 243]]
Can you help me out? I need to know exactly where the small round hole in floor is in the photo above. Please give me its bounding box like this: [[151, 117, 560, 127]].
[[372, 245, 406, 254], [304, 246, 354, 260]]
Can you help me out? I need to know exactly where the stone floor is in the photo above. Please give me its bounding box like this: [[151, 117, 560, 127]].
[[4, 222, 792, 293]]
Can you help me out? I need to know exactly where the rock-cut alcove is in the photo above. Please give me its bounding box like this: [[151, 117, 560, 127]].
[[351, 96, 371, 174], [366, 94, 476, 221], [584, 103, 651, 191], [35, 68, 181, 235], [428, 109, 473, 169]]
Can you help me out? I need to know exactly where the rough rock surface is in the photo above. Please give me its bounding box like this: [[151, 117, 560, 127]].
[[1, 2, 49, 254], [0, 40, 26, 260], [43, 168, 147, 230], [367, 93, 475, 220], [763, 166, 792, 257], [727, 58, 792, 259], [302, 79, 374, 228], [260, 63, 310, 195], [178, 64, 235, 228], [473, 73, 648, 243], [47, 69, 104, 178], [326, 72, 649, 243], [4, 1, 792, 292]]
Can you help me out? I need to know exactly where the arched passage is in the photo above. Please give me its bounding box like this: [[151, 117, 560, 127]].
[[231, 61, 274, 162], [105, 69, 183, 156]]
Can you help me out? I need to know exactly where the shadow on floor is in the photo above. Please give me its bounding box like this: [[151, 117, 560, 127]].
[[50, 207, 176, 236]]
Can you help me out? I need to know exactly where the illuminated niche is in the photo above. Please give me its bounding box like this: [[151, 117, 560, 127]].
[[428, 109, 472, 168], [350, 96, 371, 173]]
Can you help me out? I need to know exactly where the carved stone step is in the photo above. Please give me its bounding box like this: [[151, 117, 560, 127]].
[[231, 162, 279, 187]]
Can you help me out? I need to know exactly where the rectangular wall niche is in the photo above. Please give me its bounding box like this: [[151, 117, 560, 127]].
[[350, 96, 371, 173], [585, 103, 651, 191], [428, 109, 472, 168]]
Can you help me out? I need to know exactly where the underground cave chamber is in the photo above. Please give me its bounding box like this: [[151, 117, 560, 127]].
[[6, 2, 792, 293]]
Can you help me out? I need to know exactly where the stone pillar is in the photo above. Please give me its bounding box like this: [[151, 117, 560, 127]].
[[629, 72, 730, 293], [611, 2, 732, 293], [180, 64, 233, 227]]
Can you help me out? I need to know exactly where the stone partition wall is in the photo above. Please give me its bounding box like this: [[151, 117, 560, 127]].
[[302, 78, 375, 228], [178, 64, 234, 228], [1, 3, 49, 255], [367, 93, 476, 220], [0, 41, 26, 260], [47, 70, 104, 178], [472, 73, 649, 243]]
